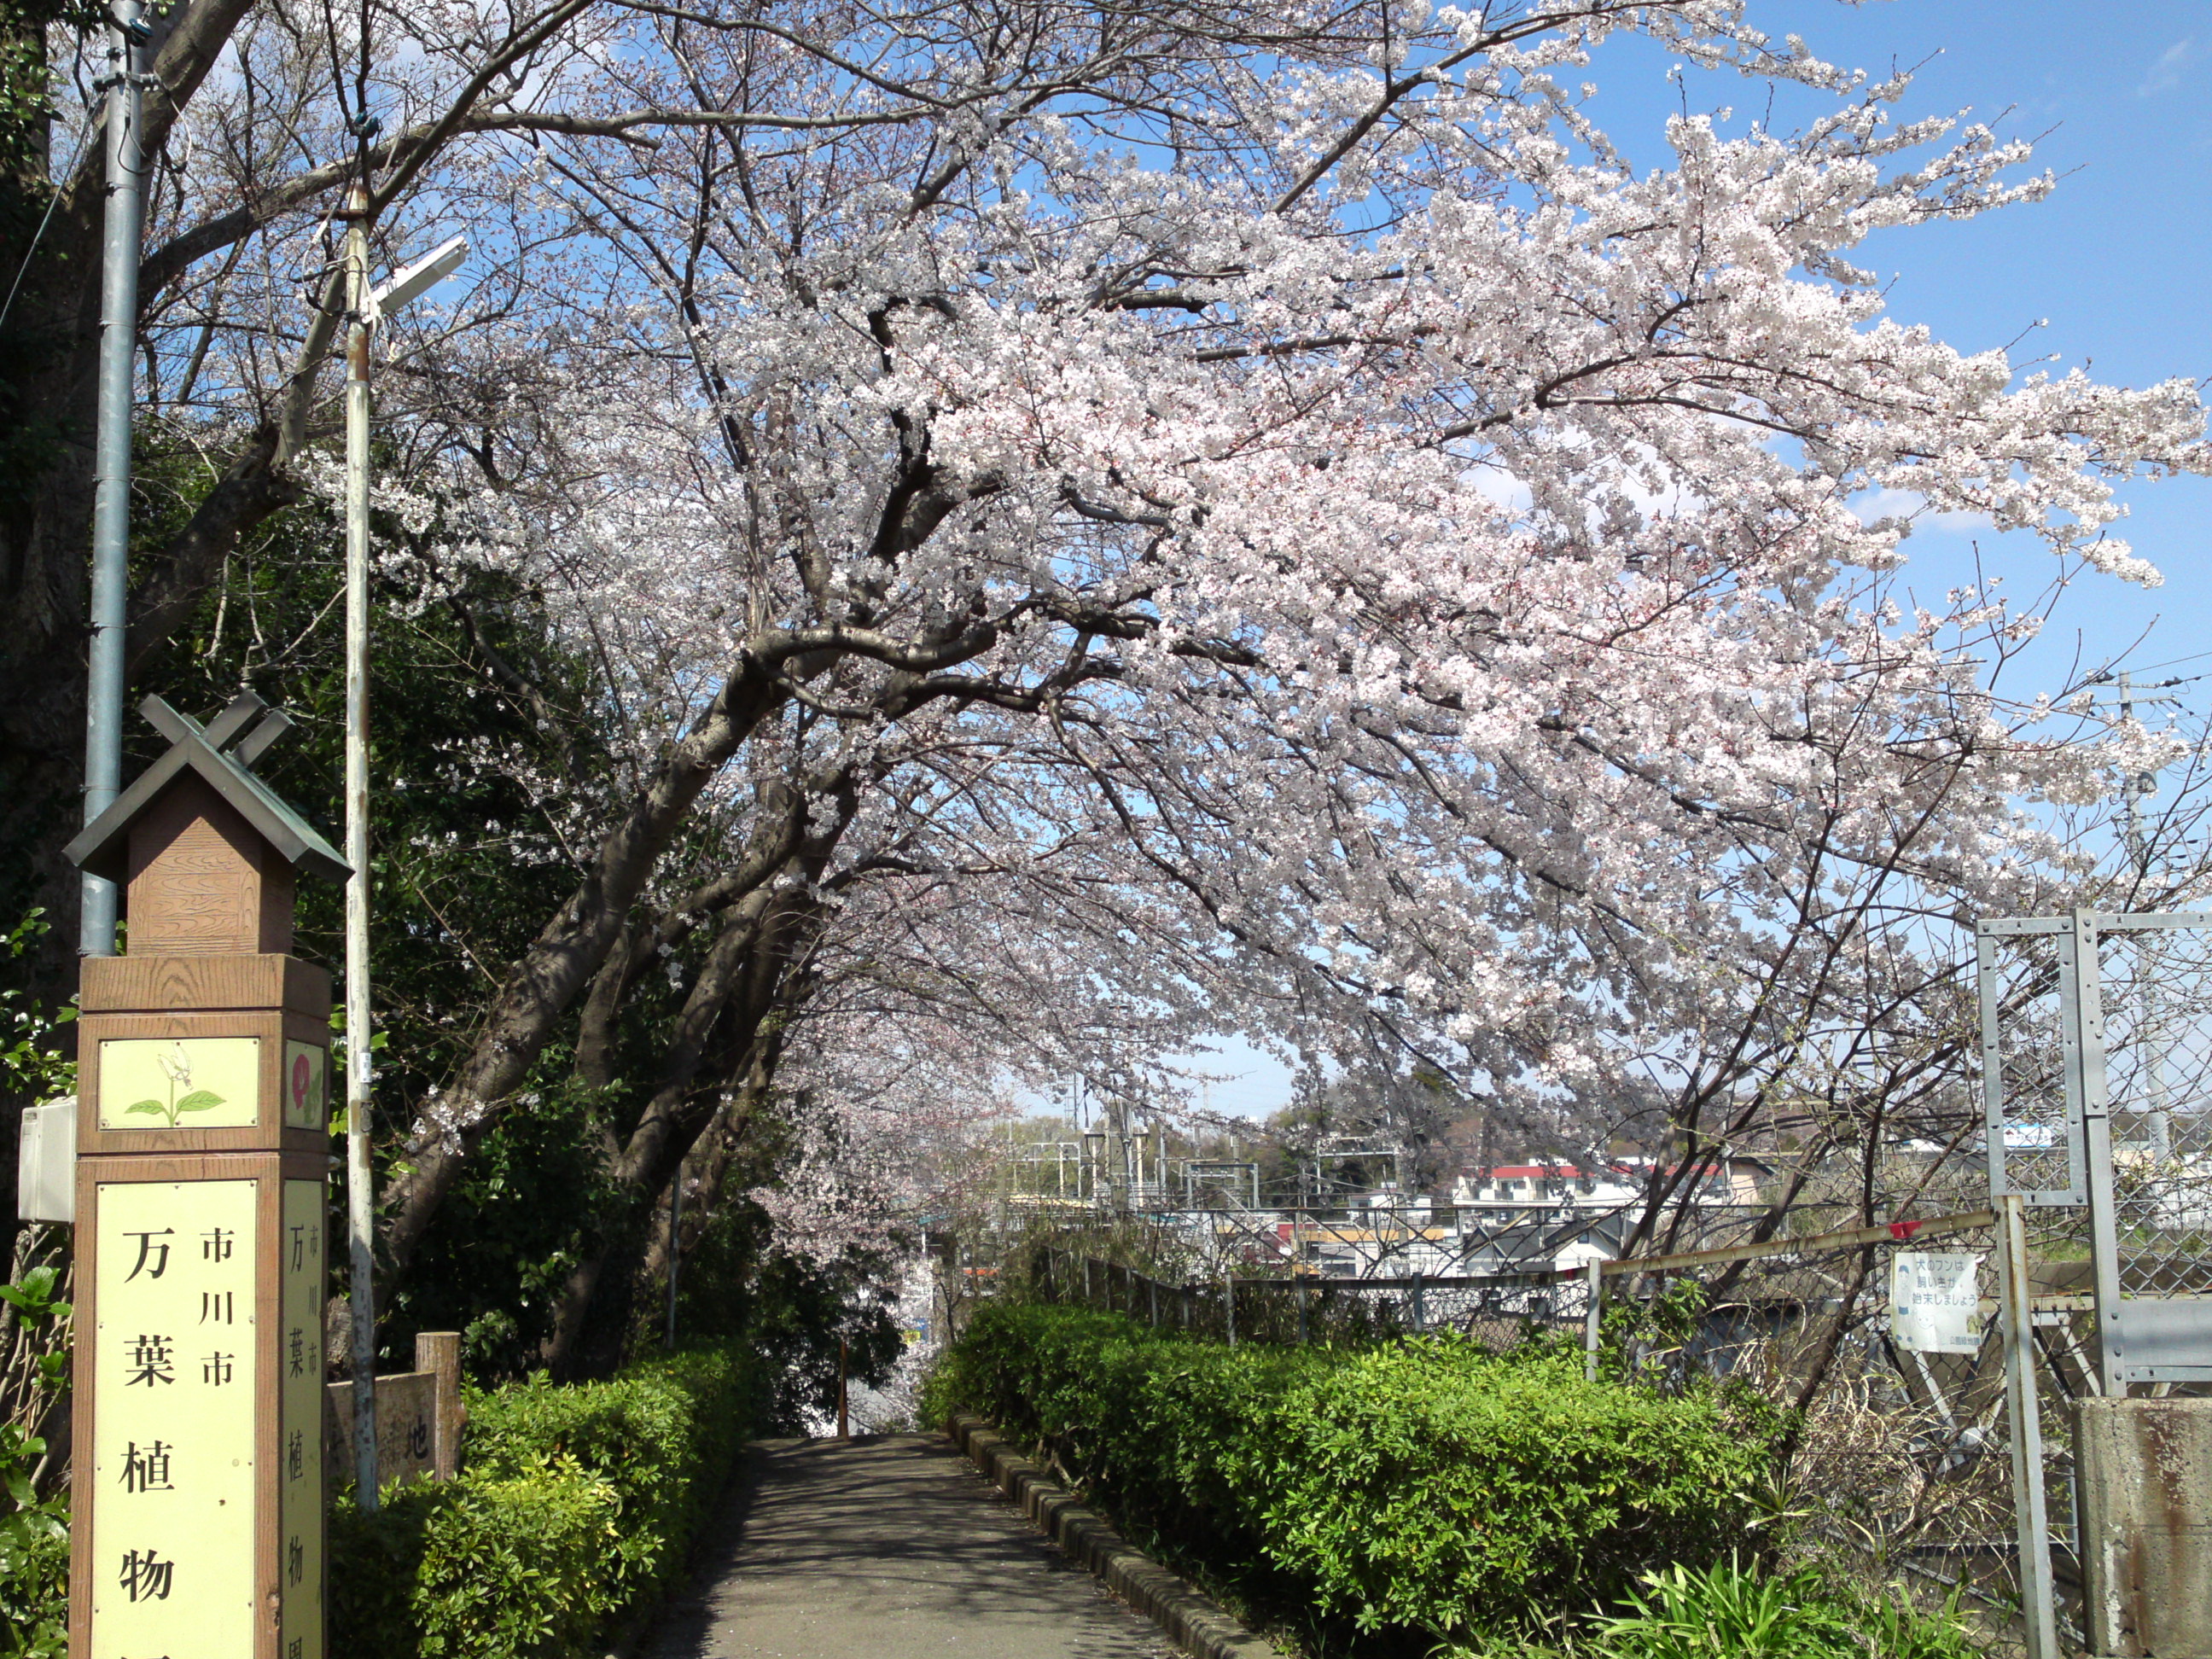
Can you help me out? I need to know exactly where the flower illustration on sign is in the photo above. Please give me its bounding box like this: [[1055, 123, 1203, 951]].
[[126, 1043, 227, 1127]]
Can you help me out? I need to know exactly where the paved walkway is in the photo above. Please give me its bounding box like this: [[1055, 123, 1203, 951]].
[[643, 1435, 1179, 1659]]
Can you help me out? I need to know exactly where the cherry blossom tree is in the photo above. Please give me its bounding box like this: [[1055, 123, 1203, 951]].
[[380, 0, 2204, 1350], [9, 0, 2209, 1359]]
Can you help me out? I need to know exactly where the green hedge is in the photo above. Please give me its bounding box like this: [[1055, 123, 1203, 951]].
[[331, 1346, 761, 1657], [929, 1303, 1784, 1641]]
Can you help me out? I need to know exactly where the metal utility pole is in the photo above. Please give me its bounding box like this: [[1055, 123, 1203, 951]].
[[1997, 1193, 2060, 1659], [2120, 672, 2153, 877], [81, 0, 149, 958]]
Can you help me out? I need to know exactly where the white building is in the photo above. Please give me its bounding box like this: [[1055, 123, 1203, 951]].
[[1450, 1158, 1764, 1230]]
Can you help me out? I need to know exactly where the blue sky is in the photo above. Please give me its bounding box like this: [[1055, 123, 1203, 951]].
[[1592, 1, 2212, 690], [1185, 2, 2212, 1120]]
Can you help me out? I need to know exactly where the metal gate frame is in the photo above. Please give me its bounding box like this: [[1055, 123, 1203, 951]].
[[1979, 908, 2212, 1388]]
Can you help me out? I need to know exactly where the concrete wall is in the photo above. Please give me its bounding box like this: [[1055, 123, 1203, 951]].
[[2076, 1396, 2212, 1658]]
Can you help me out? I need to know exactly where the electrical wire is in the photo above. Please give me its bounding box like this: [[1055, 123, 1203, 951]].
[[2122, 649, 2212, 677], [0, 112, 101, 335]]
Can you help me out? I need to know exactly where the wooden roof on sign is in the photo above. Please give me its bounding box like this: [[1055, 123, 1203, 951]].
[[64, 691, 350, 884]]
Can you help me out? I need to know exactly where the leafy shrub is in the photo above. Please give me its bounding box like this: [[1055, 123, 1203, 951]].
[[1582, 1558, 1982, 1659], [412, 1474, 624, 1658], [332, 1346, 761, 1657], [933, 1303, 1784, 1643], [0, 1425, 66, 1659], [0, 909, 76, 1102], [0, 1260, 72, 1659], [1255, 1341, 1784, 1632], [1592, 1559, 1858, 1657], [1847, 1580, 1985, 1659]]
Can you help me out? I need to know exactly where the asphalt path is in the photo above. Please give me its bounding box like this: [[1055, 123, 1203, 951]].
[[642, 1434, 1179, 1659]]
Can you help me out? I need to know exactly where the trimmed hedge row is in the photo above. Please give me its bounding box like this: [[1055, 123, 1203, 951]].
[[331, 1346, 761, 1657], [928, 1303, 1784, 1641]]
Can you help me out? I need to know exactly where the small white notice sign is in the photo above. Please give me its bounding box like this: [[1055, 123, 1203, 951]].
[[1891, 1252, 1984, 1354]]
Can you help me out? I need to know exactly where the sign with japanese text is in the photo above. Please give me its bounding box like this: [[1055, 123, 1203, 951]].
[[90, 1179, 257, 1656], [280, 1179, 325, 1659], [98, 1038, 261, 1130], [67, 693, 341, 1659], [1891, 1251, 1985, 1355], [323, 1371, 437, 1489]]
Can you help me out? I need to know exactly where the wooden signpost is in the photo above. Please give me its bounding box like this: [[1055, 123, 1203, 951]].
[[64, 690, 347, 1659]]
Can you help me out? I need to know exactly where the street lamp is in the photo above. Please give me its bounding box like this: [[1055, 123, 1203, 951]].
[[339, 191, 468, 1511]]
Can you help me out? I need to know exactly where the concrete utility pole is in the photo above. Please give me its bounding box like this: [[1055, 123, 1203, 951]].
[[665, 1171, 682, 1348], [2087, 669, 2184, 880], [81, 0, 150, 958], [1105, 1091, 1129, 1213], [2090, 670, 2187, 1161], [340, 179, 381, 1511], [337, 205, 469, 1511]]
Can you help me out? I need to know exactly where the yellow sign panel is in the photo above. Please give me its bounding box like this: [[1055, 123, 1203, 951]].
[[280, 1179, 326, 1659], [91, 1179, 256, 1658], [281, 1043, 327, 1132], [100, 1039, 260, 1130]]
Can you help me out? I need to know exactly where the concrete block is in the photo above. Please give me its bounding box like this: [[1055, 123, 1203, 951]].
[[2077, 1397, 2212, 1658]]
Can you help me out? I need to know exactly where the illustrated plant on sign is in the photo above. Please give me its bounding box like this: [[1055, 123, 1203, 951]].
[[125, 1042, 226, 1127]]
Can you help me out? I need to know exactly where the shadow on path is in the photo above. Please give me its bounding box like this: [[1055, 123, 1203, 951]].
[[643, 1434, 1177, 1659]]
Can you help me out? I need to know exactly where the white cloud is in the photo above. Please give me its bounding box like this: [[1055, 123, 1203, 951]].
[[2140, 37, 2204, 97], [1852, 486, 1993, 535], [1469, 463, 1534, 514]]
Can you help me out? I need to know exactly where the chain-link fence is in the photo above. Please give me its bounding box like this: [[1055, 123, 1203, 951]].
[[1024, 1205, 2081, 1650], [1984, 913, 2212, 1380], [1031, 1245, 1573, 1347], [2092, 922, 2212, 1306], [1578, 1214, 2046, 1639]]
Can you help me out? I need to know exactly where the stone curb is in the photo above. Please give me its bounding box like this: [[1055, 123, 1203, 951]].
[[947, 1414, 1284, 1659]]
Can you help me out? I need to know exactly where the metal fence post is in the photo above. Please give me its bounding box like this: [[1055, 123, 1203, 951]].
[[2069, 909, 2129, 1394], [1412, 1272, 1425, 1331], [1999, 1193, 2060, 1659], [1295, 1278, 1308, 1345], [1225, 1276, 1237, 1348], [1584, 1258, 1604, 1381]]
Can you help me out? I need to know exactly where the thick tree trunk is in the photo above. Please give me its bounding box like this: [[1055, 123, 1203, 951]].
[[538, 949, 799, 1375], [640, 1057, 779, 1295], [373, 664, 796, 1289], [573, 778, 806, 1089], [540, 877, 831, 1371], [533, 771, 867, 1372]]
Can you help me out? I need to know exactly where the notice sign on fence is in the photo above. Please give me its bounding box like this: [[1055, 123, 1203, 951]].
[[1891, 1252, 1984, 1354]]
